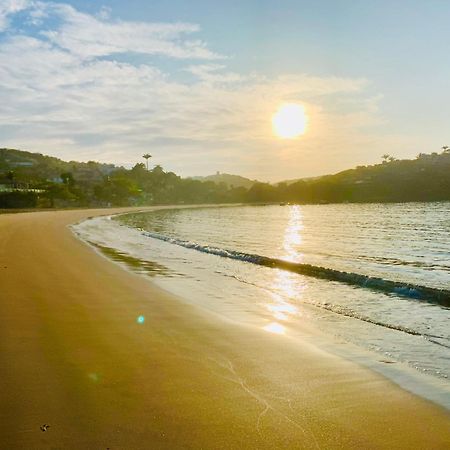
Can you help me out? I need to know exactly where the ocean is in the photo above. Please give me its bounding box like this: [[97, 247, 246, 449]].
[[73, 202, 450, 406]]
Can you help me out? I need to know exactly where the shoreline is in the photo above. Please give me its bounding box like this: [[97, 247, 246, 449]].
[[71, 205, 450, 412], [75, 210, 450, 412], [1, 207, 449, 448]]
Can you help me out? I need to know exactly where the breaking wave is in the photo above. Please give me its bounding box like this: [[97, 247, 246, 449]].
[[141, 230, 450, 307]]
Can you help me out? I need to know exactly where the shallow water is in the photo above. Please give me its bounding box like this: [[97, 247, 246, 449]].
[[73, 203, 450, 401]]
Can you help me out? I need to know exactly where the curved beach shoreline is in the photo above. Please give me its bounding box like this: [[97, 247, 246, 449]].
[[0, 208, 449, 449]]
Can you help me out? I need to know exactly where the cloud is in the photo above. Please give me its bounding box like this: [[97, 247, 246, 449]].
[[0, 0, 30, 31], [0, 1, 385, 180], [96, 6, 111, 21], [185, 64, 244, 84], [24, 1, 224, 60]]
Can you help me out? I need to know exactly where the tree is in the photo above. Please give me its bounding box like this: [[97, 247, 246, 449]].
[[60, 172, 74, 185], [132, 162, 146, 172], [129, 163, 148, 184], [43, 183, 75, 207], [142, 153, 152, 171], [94, 175, 141, 206]]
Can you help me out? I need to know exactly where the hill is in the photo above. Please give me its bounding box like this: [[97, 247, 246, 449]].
[[0, 148, 118, 184], [190, 173, 257, 189], [0, 147, 449, 208], [250, 150, 450, 203], [0, 148, 251, 208]]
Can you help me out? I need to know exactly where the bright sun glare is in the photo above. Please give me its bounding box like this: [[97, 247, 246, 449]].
[[272, 103, 307, 139]]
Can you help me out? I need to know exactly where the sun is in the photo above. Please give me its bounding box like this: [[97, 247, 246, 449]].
[[272, 103, 307, 139]]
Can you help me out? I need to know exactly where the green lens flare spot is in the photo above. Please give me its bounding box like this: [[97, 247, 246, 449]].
[[88, 373, 100, 383]]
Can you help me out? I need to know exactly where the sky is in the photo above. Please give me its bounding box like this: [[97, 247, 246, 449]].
[[0, 0, 449, 181]]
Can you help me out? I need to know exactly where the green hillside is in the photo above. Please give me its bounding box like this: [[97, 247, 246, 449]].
[[280, 150, 450, 203], [1, 147, 449, 208]]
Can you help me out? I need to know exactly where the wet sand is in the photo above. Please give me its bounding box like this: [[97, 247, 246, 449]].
[[0, 208, 449, 449]]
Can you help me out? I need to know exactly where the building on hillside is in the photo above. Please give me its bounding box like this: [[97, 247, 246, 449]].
[[9, 161, 35, 167]]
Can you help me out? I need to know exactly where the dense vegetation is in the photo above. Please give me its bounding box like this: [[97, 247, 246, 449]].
[[0, 147, 449, 208]]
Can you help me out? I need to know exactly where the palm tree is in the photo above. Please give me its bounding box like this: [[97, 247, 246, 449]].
[[142, 153, 152, 171]]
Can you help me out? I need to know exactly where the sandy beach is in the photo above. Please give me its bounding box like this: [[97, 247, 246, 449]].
[[0, 208, 449, 449]]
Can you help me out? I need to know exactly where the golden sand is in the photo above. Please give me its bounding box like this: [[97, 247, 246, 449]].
[[0, 208, 449, 449]]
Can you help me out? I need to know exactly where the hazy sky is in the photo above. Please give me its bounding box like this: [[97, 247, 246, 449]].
[[1, 0, 449, 181]]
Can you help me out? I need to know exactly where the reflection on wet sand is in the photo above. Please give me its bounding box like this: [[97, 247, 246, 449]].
[[90, 241, 177, 277], [263, 322, 286, 334]]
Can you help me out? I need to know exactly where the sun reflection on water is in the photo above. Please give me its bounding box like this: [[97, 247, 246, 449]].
[[265, 205, 307, 325], [282, 205, 304, 263]]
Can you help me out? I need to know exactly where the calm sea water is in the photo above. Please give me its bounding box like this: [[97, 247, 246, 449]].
[[73, 203, 450, 404]]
